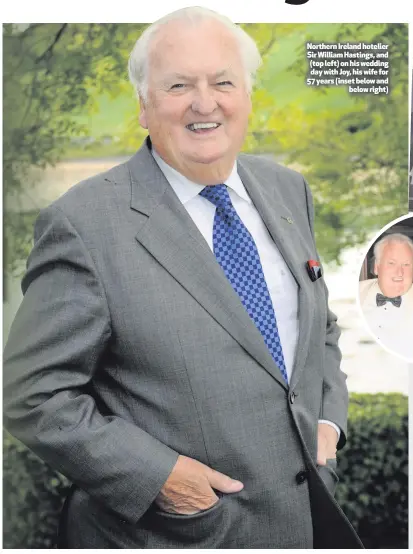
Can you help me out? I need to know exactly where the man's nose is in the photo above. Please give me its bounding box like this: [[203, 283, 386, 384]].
[[191, 87, 217, 114], [396, 265, 404, 277]]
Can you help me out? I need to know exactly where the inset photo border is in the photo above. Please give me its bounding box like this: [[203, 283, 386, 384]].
[[357, 214, 413, 362]]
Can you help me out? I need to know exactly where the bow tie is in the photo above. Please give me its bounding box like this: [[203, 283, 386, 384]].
[[376, 293, 402, 308]]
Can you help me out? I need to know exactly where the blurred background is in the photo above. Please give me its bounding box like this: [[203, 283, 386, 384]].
[[3, 22, 409, 548]]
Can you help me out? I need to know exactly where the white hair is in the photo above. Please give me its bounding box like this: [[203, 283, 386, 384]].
[[374, 232, 413, 264], [128, 6, 262, 101]]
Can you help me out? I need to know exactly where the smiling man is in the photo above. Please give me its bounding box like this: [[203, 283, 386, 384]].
[[359, 232, 413, 360], [4, 7, 362, 549], [136, 17, 251, 184]]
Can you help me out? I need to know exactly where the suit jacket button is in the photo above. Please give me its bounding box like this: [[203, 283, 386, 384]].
[[296, 470, 308, 484], [289, 391, 297, 404]]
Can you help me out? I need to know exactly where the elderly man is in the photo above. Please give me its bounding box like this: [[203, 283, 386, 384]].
[[4, 7, 362, 549], [359, 232, 413, 361]]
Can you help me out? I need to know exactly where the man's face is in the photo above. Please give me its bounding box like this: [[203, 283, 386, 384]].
[[374, 242, 413, 297], [139, 19, 252, 184]]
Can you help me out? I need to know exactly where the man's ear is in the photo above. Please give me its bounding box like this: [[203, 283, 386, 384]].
[[373, 261, 379, 276], [138, 95, 148, 129]]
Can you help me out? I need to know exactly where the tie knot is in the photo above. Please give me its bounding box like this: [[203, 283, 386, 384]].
[[199, 184, 231, 210]]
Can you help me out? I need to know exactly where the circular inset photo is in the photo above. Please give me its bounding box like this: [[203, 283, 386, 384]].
[[357, 214, 413, 362]]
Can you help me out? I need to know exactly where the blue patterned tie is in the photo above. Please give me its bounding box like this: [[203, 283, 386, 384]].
[[200, 184, 288, 384]]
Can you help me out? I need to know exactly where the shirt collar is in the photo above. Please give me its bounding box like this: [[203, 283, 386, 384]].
[[152, 148, 252, 205]]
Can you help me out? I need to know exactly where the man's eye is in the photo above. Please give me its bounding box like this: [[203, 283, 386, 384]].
[[217, 81, 233, 86], [170, 83, 186, 90]]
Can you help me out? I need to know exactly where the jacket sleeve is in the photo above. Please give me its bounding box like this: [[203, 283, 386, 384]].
[[3, 204, 179, 522], [302, 178, 349, 450]]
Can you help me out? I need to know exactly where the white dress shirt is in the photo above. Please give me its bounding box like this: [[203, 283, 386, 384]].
[[359, 278, 413, 361], [152, 149, 339, 439]]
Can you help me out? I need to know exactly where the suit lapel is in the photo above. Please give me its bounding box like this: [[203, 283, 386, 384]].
[[237, 160, 313, 387], [128, 142, 287, 389]]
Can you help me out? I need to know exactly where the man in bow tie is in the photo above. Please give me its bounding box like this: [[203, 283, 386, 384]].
[[359, 232, 413, 361], [4, 6, 362, 549]]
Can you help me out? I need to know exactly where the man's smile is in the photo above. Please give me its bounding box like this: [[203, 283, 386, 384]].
[[186, 122, 222, 133]]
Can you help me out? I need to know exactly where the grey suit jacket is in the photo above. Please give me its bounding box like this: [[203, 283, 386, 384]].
[[3, 139, 362, 548]]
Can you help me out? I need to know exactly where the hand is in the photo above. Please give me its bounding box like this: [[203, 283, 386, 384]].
[[155, 455, 244, 515], [317, 422, 338, 466]]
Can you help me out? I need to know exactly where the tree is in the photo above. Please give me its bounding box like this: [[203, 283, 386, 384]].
[[246, 23, 409, 262], [3, 23, 146, 272]]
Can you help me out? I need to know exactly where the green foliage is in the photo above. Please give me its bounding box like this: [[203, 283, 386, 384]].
[[280, 24, 408, 263], [336, 393, 408, 549], [3, 431, 70, 548], [4, 211, 38, 277], [3, 23, 146, 269], [3, 394, 407, 548]]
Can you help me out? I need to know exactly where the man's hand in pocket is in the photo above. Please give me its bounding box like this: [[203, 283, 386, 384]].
[[155, 455, 244, 515]]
